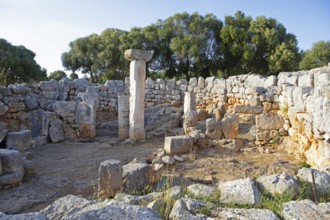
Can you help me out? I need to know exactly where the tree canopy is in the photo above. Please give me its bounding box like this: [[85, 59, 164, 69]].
[[62, 11, 305, 82], [0, 38, 47, 86], [300, 40, 330, 70], [48, 70, 67, 81]]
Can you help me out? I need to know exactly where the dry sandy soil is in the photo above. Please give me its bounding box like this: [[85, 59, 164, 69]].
[[0, 129, 301, 214]]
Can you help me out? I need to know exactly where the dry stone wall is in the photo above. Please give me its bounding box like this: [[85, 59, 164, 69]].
[[0, 65, 329, 168]]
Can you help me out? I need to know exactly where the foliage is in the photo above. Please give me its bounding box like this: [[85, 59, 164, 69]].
[[300, 40, 330, 70], [69, 72, 79, 80], [61, 11, 302, 83], [220, 11, 300, 77], [48, 70, 67, 81], [261, 191, 295, 217], [0, 38, 47, 86]]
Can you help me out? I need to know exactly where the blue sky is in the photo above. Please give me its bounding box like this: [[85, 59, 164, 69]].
[[0, 0, 329, 74]]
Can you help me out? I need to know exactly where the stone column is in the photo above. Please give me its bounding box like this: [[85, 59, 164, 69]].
[[183, 91, 197, 135], [117, 93, 129, 140], [125, 49, 153, 141]]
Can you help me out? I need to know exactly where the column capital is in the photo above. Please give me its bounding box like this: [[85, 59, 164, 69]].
[[125, 49, 153, 61]]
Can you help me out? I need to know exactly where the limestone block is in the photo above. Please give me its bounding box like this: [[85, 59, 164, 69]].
[[297, 168, 330, 194], [6, 130, 32, 152], [257, 174, 300, 196], [238, 124, 256, 141], [164, 136, 193, 154], [0, 102, 8, 115], [221, 113, 239, 139], [52, 101, 77, 123], [187, 183, 217, 198], [75, 103, 93, 124], [256, 113, 285, 131], [183, 91, 196, 114], [118, 94, 129, 140], [197, 77, 205, 88], [24, 95, 40, 110], [0, 212, 46, 219], [277, 72, 298, 87], [125, 49, 153, 61], [315, 72, 330, 88], [205, 118, 223, 140], [49, 119, 65, 143], [98, 159, 123, 198], [245, 74, 265, 87], [122, 163, 151, 194], [0, 149, 24, 187], [30, 109, 49, 138], [292, 87, 313, 112], [238, 114, 256, 124], [298, 73, 314, 87], [218, 208, 279, 220], [256, 130, 270, 141], [234, 105, 263, 114], [218, 178, 262, 205], [282, 200, 330, 220], [264, 75, 278, 88], [189, 77, 197, 87]]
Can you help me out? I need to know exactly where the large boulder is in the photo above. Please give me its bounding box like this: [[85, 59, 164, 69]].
[[218, 178, 262, 205], [164, 136, 194, 154], [98, 159, 123, 199], [0, 149, 24, 187], [169, 198, 211, 220], [297, 168, 330, 194], [6, 130, 32, 152], [63, 200, 162, 220], [217, 208, 279, 220], [257, 174, 300, 196], [282, 200, 330, 220], [221, 113, 239, 139], [0, 212, 46, 220], [122, 163, 152, 194], [187, 183, 217, 199], [205, 118, 223, 140], [256, 113, 285, 130]]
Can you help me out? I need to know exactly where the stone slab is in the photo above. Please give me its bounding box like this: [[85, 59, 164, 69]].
[[164, 136, 193, 154]]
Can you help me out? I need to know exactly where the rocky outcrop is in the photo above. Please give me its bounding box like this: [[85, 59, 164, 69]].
[[282, 200, 330, 220]]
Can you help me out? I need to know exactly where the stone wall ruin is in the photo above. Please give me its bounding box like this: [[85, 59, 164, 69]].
[[0, 64, 329, 169]]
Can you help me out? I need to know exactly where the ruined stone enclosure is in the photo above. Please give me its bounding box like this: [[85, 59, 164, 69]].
[[0, 49, 330, 216]]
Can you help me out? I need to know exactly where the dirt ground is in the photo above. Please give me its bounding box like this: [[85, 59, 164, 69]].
[[0, 129, 301, 215]]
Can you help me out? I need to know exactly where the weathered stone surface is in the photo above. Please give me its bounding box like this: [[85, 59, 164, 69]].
[[221, 113, 239, 139], [40, 194, 107, 220], [292, 86, 313, 112], [64, 200, 162, 220], [6, 130, 32, 152], [169, 198, 210, 220], [122, 162, 151, 194], [217, 208, 279, 220], [0, 149, 24, 187], [184, 91, 196, 114], [205, 118, 223, 140], [282, 200, 330, 220], [98, 159, 123, 199], [256, 113, 285, 130], [114, 192, 162, 205], [49, 120, 65, 143], [234, 105, 263, 114], [118, 94, 129, 140], [0, 212, 46, 220], [129, 59, 147, 140], [164, 136, 194, 154], [125, 49, 153, 61], [297, 168, 330, 194], [187, 183, 217, 198], [52, 101, 77, 122], [218, 178, 262, 205], [0, 102, 9, 115], [257, 174, 300, 196]]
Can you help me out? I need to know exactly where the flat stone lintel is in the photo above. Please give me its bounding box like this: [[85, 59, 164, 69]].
[[125, 49, 153, 61]]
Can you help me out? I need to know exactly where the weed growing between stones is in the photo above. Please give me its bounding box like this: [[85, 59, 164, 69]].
[[299, 161, 311, 168], [156, 176, 176, 220], [261, 191, 295, 217]]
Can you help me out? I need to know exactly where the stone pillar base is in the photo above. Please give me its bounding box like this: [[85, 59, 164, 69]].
[[129, 128, 145, 141], [118, 128, 129, 140]]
